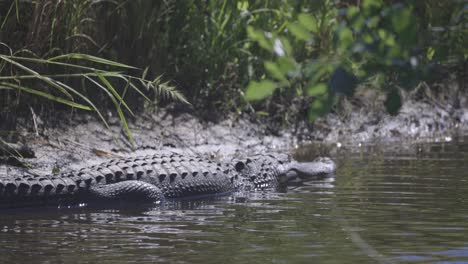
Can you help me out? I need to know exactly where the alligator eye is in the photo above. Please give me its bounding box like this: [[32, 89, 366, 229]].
[[235, 161, 245, 172]]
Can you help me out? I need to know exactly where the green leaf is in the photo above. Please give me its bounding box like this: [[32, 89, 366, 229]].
[[264, 61, 287, 82], [338, 27, 353, 50], [377, 29, 395, 46], [256, 111, 269, 116], [363, 0, 383, 9], [237, 1, 248, 10], [391, 8, 411, 33], [347, 6, 359, 19], [52, 166, 60, 174], [426, 47, 435, 61], [366, 16, 380, 28], [308, 98, 326, 122], [247, 26, 272, 52], [298, 13, 318, 32], [307, 83, 328, 96], [287, 23, 310, 41], [245, 80, 279, 101], [279, 36, 292, 56], [277, 57, 296, 76]]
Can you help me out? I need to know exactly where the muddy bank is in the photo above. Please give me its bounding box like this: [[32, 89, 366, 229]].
[[1, 77, 467, 175], [309, 77, 468, 146], [0, 110, 302, 176]]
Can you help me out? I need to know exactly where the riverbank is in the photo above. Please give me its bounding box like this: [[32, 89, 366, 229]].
[[1, 76, 467, 176], [310, 77, 468, 145]]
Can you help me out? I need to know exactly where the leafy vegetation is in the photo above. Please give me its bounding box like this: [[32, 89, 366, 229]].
[[0, 0, 187, 146], [245, 0, 467, 121], [0, 0, 466, 133]]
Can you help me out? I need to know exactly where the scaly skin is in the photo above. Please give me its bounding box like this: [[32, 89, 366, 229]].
[[0, 152, 336, 209]]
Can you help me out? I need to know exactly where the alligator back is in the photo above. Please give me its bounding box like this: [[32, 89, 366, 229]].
[[0, 153, 235, 209], [96, 153, 235, 198]]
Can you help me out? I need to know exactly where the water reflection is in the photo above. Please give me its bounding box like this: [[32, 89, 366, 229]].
[[1, 138, 468, 263]]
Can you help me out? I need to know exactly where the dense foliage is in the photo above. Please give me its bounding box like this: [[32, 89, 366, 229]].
[[244, 0, 467, 121], [0, 0, 466, 128]]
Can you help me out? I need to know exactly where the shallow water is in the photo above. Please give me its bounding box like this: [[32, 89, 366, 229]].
[[1, 138, 468, 264]]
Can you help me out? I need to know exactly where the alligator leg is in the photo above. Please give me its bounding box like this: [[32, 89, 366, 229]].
[[89, 180, 164, 203]]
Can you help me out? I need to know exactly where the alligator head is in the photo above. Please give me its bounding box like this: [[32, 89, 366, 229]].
[[280, 157, 337, 184], [234, 153, 336, 187]]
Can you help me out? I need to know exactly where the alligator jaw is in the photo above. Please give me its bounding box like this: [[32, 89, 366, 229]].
[[282, 157, 336, 183]]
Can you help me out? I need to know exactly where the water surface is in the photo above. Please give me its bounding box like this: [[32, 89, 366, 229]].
[[1, 138, 467, 264]]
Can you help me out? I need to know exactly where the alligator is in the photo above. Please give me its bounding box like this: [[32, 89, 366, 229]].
[[0, 152, 336, 209]]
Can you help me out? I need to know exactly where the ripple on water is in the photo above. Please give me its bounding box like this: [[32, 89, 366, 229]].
[[1, 140, 468, 263]]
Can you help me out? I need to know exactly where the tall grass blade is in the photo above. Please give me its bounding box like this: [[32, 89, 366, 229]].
[[96, 72, 135, 116], [85, 76, 135, 147], [48, 53, 138, 69], [0, 55, 74, 99], [0, 82, 92, 110], [1, 1, 15, 30]]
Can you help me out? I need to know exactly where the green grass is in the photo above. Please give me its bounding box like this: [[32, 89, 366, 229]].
[[0, 50, 188, 147], [0, 0, 466, 135]]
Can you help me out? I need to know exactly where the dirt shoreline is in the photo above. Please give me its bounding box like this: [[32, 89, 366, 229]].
[[310, 78, 468, 145], [1, 77, 467, 175]]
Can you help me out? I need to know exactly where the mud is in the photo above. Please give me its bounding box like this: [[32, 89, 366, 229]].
[[1, 77, 467, 176], [310, 77, 468, 146], [0, 109, 301, 177]]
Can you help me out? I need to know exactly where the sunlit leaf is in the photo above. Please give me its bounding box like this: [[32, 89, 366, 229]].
[[298, 13, 318, 32], [426, 47, 435, 61], [287, 23, 310, 41], [247, 26, 272, 51], [366, 16, 380, 28], [245, 80, 279, 101], [307, 83, 328, 96], [237, 1, 248, 10], [338, 27, 353, 50], [265, 61, 287, 82], [346, 6, 359, 19], [377, 29, 396, 47], [256, 111, 269, 116], [277, 57, 296, 76]]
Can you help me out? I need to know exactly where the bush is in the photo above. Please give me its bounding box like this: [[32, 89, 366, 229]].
[[244, 0, 467, 121]]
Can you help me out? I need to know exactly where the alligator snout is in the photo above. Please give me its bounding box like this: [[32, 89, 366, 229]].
[[282, 157, 336, 184]]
